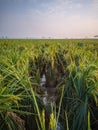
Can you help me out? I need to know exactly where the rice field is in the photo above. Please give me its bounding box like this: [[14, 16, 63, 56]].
[[0, 39, 98, 130]]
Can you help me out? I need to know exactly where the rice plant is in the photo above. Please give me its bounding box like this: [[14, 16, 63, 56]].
[[0, 39, 98, 130]]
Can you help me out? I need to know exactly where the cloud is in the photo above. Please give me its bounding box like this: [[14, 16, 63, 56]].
[[38, 0, 83, 15], [0, 0, 98, 38], [91, 0, 98, 10], [27, 0, 85, 22]]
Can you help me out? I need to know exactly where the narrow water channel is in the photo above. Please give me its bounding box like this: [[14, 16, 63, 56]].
[[40, 74, 62, 130]]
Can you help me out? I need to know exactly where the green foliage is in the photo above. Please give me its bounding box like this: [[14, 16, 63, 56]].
[[0, 39, 98, 130]]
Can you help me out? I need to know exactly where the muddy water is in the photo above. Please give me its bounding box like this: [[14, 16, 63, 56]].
[[40, 74, 57, 106], [40, 74, 62, 130]]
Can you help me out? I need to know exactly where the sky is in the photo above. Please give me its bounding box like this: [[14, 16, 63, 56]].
[[0, 0, 98, 38]]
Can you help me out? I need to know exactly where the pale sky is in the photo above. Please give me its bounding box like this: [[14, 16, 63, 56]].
[[0, 0, 98, 38]]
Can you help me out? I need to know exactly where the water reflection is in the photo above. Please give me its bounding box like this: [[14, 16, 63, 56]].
[[40, 74, 62, 130]]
